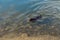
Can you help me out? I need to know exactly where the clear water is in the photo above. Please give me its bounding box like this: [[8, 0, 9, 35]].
[[0, 0, 60, 37]]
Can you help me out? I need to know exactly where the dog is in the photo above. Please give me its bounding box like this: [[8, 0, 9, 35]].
[[29, 15, 42, 22]]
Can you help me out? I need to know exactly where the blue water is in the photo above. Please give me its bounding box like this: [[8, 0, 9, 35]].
[[0, 0, 60, 25], [0, 0, 44, 13], [0, 0, 46, 20], [0, 0, 60, 37]]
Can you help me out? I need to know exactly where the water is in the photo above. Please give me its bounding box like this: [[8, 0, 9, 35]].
[[0, 0, 60, 37], [0, 0, 60, 20]]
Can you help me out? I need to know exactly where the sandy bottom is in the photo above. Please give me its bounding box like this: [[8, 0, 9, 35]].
[[0, 34, 60, 40]]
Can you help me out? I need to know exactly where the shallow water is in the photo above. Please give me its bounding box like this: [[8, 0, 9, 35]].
[[0, 0, 60, 37]]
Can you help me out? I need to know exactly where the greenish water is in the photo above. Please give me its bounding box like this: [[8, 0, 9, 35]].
[[0, 0, 60, 37]]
